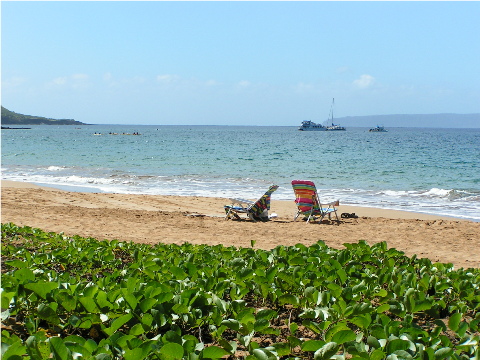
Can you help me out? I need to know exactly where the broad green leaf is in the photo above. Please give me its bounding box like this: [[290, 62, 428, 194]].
[[1, 309, 11, 322], [55, 291, 76, 312], [350, 314, 372, 329], [26, 336, 43, 360], [129, 323, 145, 336], [123, 348, 145, 360], [302, 340, 326, 352], [325, 323, 350, 342], [84, 284, 99, 298], [271, 342, 291, 357], [326, 283, 342, 298], [38, 304, 60, 325], [386, 339, 410, 354], [14, 267, 35, 282], [6, 260, 28, 269], [434, 347, 453, 360], [376, 304, 390, 313], [367, 336, 382, 350], [183, 337, 200, 354], [370, 349, 386, 360], [374, 289, 388, 297], [95, 291, 113, 311], [278, 294, 299, 306], [336, 268, 347, 284], [156, 292, 174, 304], [201, 345, 230, 359], [25, 282, 58, 300], [103, 313, 132, 336], [457, 321, 469, 337], [289, 256, 306, 266], [252, 348, 277, 360], [331, 330, 357, 345], [392, 350, 412, 360], [79, 296, 100, 313], [170, 266, 188, 280], [2, 341, 27, 359], [413, 299, 432, 313], [49, 337, 69, 360], [163, 330, 182, 344], [256, 309, 277, 321], [139, 298, 156, 313], [457, 337, 475, 348], [121, 289, 138, 310], [254, 318, 269, 332], [172, 303, 189, 314], [238, 268, 255, 280], [314, 342, 339, 360], [448, 313, 462, 332], [1, 292, 15, 310]]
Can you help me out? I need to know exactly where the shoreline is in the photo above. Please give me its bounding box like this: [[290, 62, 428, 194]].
[[0, 180, 461, 221], [2, 180, 479, 269]]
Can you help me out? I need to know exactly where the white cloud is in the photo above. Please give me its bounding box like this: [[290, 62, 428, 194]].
[[205, 79, 220, 87], [2, 76, 28, 88], [45, 74, 90, 90], [238, 80, 251, 87], [103, 72, 113, 81], [156, 74, 180, 83], [336, 66, 350, 74], [131, 76, 145, 84], [353, 74, 375, 89], [72, 73, 89, 81], [293, 82, 314, 93], [52, 77, 68, 86]]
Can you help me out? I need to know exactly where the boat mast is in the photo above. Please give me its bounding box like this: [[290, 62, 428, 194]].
[[329, 98, 335, 125]]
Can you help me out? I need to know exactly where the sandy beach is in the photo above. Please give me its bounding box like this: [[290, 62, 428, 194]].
[[1, 180, 479, 269]]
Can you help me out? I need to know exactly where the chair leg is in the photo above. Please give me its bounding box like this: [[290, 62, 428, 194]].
[[225, 208, 232, 220], [306, 210, 315, 223], [293, 211, 300, 222], [334, 211, 340, 224]]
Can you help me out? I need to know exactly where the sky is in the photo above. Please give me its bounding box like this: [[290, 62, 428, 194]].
[[1, 1, 480, 126]]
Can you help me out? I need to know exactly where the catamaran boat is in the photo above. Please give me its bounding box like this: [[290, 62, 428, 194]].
[[325, 98, 346, 131], [298, 98, 346, 131], [298, 120, 327, 131], [326, 123, 346, 131]]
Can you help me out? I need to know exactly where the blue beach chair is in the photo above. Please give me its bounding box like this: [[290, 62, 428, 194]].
[[224, 185, 279, 221]]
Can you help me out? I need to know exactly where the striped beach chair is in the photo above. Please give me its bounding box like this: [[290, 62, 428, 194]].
[[225, 185, 279, 221], [291, 180, 339, 224]]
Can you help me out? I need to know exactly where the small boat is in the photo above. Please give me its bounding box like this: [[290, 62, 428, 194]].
[[325, 98, 346, 131], [326, 123, 346, 131], [369, 125, 388, 132], [298, 120, 327, 131]]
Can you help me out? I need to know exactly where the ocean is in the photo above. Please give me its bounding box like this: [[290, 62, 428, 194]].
[[2, 125, 479, 221]]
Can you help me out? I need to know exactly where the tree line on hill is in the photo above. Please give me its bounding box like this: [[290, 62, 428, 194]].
[[1, 107, 87, 126]]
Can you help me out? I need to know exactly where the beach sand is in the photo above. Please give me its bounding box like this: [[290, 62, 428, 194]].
[[1, 180, 479, 269]]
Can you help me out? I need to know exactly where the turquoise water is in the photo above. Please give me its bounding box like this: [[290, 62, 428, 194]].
[[2, 125, 479, 221]]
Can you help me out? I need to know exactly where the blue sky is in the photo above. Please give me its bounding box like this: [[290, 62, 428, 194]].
[[2, 1, 480, 126]]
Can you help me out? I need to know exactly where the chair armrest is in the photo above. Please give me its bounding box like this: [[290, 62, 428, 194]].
[[229, 198, 255, 207], [325, 200, 340, 207]]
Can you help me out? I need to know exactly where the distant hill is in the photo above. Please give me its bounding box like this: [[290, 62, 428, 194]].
[[327, 113, 480, 128], [1, 107, 87, 125]]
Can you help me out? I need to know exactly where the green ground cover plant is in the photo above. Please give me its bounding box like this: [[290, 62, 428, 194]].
[[1, 223, 479, 360]]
